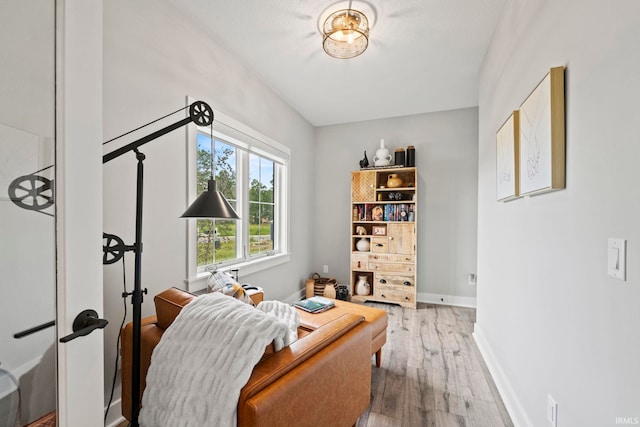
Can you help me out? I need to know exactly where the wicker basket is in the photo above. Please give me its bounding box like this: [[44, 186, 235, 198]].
[[305, 273, 337, 298]]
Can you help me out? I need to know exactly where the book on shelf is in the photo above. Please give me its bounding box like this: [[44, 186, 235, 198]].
[[354, 202, 414, 223], [294, 296, 335, 313], [383, 203, 413, 222]]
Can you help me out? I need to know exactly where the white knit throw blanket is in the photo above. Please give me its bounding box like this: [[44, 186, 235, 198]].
[[139, 293, 297, 427]]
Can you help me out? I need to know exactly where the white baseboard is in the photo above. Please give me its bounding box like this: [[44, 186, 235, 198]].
[[293, 289, 475, 308], [105, 397, 125, 427], [284, 288, 306, 304], [473, 324, 532, 427], [418, 292, 477, 308]]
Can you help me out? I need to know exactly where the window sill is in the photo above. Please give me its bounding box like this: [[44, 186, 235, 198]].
[[185, 252, 291, 292]]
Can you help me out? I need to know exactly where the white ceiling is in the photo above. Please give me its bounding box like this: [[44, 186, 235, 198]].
[[169, 0, 506, 127]]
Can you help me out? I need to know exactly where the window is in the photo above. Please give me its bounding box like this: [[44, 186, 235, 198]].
[[187, 105, 289, 286], [196, 134, 238, 266], [248, 154, 275, 256]]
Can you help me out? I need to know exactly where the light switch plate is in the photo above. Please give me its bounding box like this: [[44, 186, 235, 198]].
[[608, 238, 626, 281]]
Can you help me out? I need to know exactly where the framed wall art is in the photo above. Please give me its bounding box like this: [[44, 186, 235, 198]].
[[518, 66, 565, 195], [496, 111, 520, 201]]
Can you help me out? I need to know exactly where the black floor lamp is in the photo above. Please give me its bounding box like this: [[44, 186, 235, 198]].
[[8, 100, 240, 427], [103, 100, 240, 427]]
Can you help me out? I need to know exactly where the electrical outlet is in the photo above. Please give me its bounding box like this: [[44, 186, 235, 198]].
[[547, 394, 558, 427], [468, 273, 476, 285], [323, 265, 329, 274]]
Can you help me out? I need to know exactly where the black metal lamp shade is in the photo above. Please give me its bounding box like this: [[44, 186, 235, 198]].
[[181, 179, 240, 219]]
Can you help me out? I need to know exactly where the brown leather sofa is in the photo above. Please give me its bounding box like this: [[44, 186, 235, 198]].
[[121, 288, 372, 426]]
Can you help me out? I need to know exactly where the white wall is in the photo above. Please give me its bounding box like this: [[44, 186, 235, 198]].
[[102, 0, 316, 408], [314, 108, 479, 304], [476, 1, 640, 425], [0, 1, 56, 423]]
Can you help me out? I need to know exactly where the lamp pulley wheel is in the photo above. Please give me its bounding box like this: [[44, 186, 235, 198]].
[[8, 175, 54, 211], [103, 233, 126, 265], [189, 101, 214, 127]]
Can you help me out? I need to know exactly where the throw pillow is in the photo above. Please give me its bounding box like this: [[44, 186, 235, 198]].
[[207, 271, 253, 305]]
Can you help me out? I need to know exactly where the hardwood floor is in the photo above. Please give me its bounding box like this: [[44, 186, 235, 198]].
[[357, 302, 513, 427]]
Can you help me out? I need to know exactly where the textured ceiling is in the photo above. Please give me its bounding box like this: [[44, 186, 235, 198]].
[[169, 0, 506, 126]]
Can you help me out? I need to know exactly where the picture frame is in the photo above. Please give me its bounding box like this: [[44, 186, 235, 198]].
[[372, 225, 387, 236], [496, 111, 520, 201], [372, 205, 384, 221], [518, 66, 565, 196]]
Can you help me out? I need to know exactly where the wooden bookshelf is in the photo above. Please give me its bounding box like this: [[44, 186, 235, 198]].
[[350, 167, 417, 308]]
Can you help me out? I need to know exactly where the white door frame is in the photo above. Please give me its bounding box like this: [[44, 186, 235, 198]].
[[55, 0, 104, 425]]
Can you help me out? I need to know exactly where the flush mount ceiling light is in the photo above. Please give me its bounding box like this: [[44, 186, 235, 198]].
[[322, 8, 369, 59]]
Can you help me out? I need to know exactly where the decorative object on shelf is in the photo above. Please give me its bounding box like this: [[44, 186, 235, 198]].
[[355, 275, 371, 296], [388, 192, 406, 201], [373, 139, 392, 166], [355, 225, 366, 235], [395, 148, 405, 166], [359, 150, 369, 168], [406, 145, 416, 167], [386, 173, 403, 188], [356, 237, 370, 252], [322, 8, 369, 59], [372, 225, 387, 236], [372, 205, 384, 221]]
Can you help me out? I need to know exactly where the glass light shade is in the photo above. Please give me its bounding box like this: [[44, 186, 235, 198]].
[[181, 179, 240, 219], [322, 9, 369, 59]]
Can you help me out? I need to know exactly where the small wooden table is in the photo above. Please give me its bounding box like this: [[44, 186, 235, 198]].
[[295, 299, 388, 367]]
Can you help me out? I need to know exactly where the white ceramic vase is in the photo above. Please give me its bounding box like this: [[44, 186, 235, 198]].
[[373, 139, 392, 166], [355, 275, 371, 296], [355, 237, 370, 252]]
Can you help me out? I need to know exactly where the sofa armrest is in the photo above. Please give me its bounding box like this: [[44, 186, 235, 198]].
[[238, 313, 372, 427], [154, 287, 196, 330]]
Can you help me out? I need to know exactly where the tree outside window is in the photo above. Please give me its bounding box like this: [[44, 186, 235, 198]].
[[196, 134, 237, 266], [249, 154, 274, 256]]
